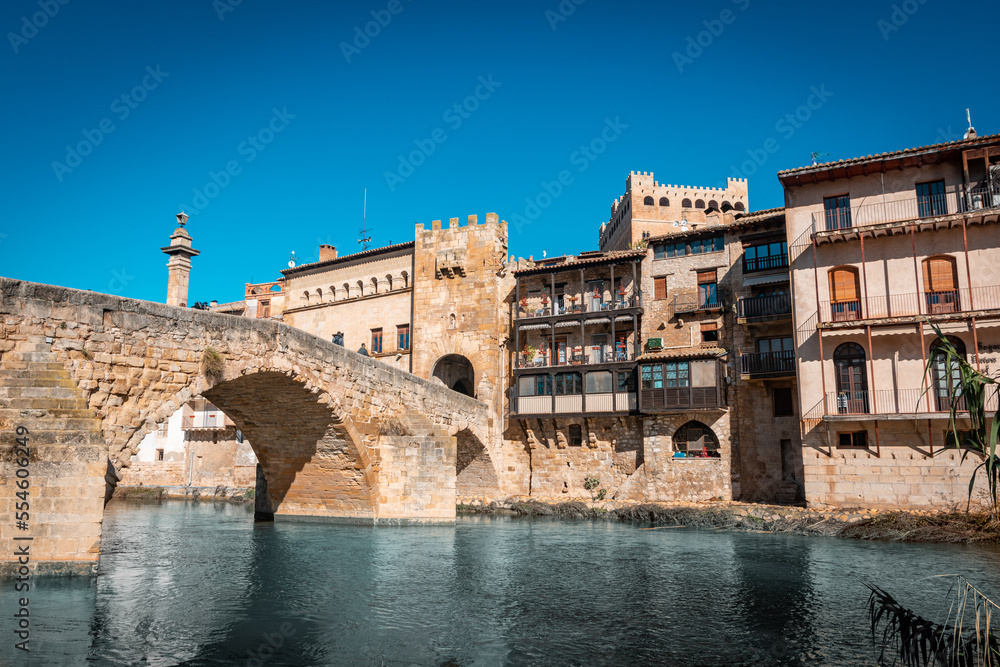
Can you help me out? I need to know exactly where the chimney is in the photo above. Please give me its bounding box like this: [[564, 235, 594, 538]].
[[319, 244, 338, 261], [160, 212, 200, 308], [210, 300, 218, 307]]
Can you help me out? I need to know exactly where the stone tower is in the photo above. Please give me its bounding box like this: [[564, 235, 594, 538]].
[[161, 212, 200, 307], [411, 213, 511, 419]]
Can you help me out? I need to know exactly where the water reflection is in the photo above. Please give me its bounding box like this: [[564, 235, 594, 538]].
[[4, 502, 1000, 666]]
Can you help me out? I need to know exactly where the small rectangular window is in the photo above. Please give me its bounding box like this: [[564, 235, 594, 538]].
[[837, 431, 867, 448], [824, 194, 852, 230], [585, 370, 614, 393], [371, 328, 383, 354], [156, 449, 164, 462], [568, 424, 583, 447], [654, 276, 667, 300], [653, 244, 666, 260], [617, 370, 636, 392], [259, 299, 270, 318], [396, 324, 410, 351], [773, 388, 794, 416], [701, 322, 719, 344]]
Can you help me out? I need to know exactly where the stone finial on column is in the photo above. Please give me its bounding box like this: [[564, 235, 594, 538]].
[[160, 212, 201, 307]]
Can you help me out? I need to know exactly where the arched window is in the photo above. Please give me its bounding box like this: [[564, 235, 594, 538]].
[[695, 199, 706, 209], [343, 283, 351, 299], [682, 198, 693, 208], [828, 267, 861, 321], [721, 201, 733, 212], [371, 277, 379, 294], [643, 196, 655, 206], [356, 280, 365, 297], [930, 336, 967, 412], [834, 342, 868, 414], [315, 288, 322, 301], [401, 271, 409, 289], [734, 202, 746, 212], [708, 200, 719, 211], [659, 197, 669, 206], [673, 421, 720, 458], [922, 256, 959, 313], [385, 274, 393, 291], [302, 291, 310, 303], [329, 286, 336, 302]]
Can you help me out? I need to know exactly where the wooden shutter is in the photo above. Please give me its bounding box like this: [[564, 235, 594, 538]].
[[829, 268, 858, 302], [700, 322, 718, 332], [922, 257, 956, 292], [697, 269, 716, 284], [654, 276, 667, 300]]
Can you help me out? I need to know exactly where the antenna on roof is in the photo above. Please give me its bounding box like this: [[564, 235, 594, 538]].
[[965, 109, 977, 140], [811, 152, 830, 165], [358, 188, 372, 251]]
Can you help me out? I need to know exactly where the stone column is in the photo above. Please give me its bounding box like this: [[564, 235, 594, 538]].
[[160, 212, 201, 307]]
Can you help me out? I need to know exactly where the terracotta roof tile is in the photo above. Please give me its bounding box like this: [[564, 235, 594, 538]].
[[777, 133, 1000, 178], [637, 348, 728, 362], [512, 249, 646, 276]]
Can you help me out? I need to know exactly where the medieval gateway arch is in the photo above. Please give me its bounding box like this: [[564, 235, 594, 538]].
[[0, 278, 493, 575]]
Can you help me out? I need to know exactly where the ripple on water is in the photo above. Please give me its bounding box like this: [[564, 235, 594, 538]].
[[5, 501, 1000, 666]]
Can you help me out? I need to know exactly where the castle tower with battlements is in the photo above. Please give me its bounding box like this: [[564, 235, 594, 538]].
[[599, 172, 749, 251]]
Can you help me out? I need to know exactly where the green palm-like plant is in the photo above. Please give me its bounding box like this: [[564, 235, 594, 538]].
[[920, 325, 1000, 516], [867, 577, 1000, 666]]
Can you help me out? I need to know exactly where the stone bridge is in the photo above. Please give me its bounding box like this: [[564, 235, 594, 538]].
[[0, 278, 492, 574]]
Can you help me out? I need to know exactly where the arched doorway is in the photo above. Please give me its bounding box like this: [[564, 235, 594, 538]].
[[834, 342, 868, 414], [432, 354, 475, 397], [673, 421, 720, 458], [930, 336, 967, 412]]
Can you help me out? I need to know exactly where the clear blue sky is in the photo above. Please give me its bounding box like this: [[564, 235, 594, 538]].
[[1, 0, 997, 304]]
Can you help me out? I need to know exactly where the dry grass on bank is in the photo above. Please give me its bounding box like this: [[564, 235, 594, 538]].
[[840, 511, 1000, 544]]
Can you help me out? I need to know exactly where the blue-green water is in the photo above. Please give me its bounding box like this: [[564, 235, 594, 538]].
[[4, 502, 1000, 666]]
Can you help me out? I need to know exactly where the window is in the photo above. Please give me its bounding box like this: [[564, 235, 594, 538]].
[[654, 241, 687, 258], [734, 202, 746, 212], [157, 422, 167, 437], [519, 375, 552, 396], [773, 388, 794, 416], [617, 370, 636, 392], [654, 276, 667, 300], [945, 430, 976, 449], [568, 424, 583, 447], [701, 322, 719, 344], [644, 196, 654, 205], [922, 256, 959, 313], [235, 430, 245, 444], [682, 198, 693, 208], [665, 361, 690, 387], [371, 328, 383, 354], [585, 370, 613, 393], [916, 180, 947, 218], [829, 267, 861, 321], [259, 299, 270, 318], [397, 324, 411, 351], [824, 194, 851, 230], [695, 199, 706, 209], [555, 372, 583, 395], [930, 336, 966, 412], [640, 364, 663, 389], [673, 421, 721, 457], [744, 241, 788, 272], [757, 337, 793, 354], [156, 449, 164, 462], [698, 270, 718, 308], [837, 431, 868, 448], [659, 197, 669, 206], [834, 342, 868, 414], [690, 235, 724, 254]]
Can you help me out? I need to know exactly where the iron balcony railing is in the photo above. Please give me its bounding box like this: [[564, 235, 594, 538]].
[[737, 293, 792, 320], [516, 348, 637, 370], [818, 285, 1000, 324], [672, 294, 722, 314], [740, 350, 796, 377], [823, 389, 999, 416], [516, 295, 641, 319], [811, 185, 1000, 235], [743, 253, 788, 273]]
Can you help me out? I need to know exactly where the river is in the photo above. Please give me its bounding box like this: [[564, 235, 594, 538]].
[[3, 500, 1000, 666]]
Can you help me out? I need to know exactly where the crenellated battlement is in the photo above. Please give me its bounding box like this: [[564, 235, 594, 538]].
[[415, 212, 507, 234]]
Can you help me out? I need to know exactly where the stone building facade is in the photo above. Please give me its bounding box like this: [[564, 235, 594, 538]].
[[781, 130, 1000, 510], [599, 171, 749, 252]]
